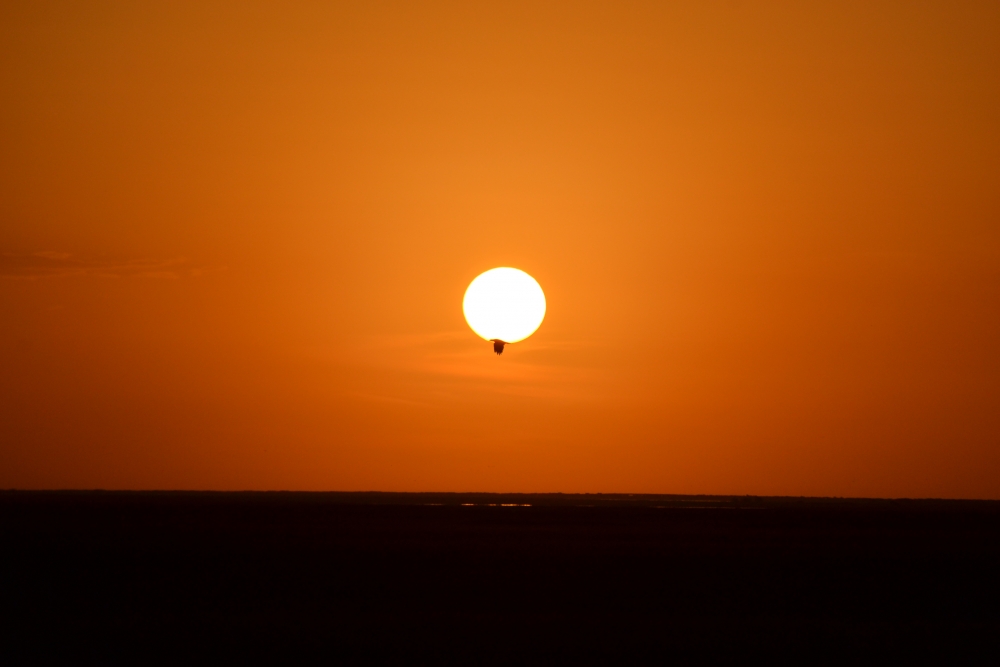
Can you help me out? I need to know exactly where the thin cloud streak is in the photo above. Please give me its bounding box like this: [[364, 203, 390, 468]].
[[0, 252, 219, 280], [301, 331, 607, 407], [304, 331, 605, 403]]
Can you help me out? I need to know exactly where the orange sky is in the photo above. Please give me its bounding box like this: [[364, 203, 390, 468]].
[[2, 1, 998, 497]]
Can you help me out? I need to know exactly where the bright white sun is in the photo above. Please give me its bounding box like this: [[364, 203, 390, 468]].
[[463, 268, 546, 346]]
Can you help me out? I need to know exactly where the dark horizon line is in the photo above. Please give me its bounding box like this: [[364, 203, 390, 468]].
[[3, 489, 999, 507]]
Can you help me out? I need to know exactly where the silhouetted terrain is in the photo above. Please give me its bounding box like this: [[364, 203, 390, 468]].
[[2, 491, 999, 663]]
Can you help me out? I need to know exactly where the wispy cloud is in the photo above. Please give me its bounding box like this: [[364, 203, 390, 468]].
[[304, 331, 603, 404], [0, 252, 219, 280]]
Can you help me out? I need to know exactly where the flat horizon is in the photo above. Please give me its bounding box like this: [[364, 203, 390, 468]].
[[6, 489, 1000, 505]]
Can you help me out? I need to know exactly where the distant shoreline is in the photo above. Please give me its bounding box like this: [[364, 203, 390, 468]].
[[3, 489, 999, 509]]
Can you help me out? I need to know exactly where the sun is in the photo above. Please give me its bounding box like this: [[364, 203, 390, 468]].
[[463, 268, 546, 350]]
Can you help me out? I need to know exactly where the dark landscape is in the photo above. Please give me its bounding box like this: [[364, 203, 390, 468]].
[[3, 491, 999, 663]]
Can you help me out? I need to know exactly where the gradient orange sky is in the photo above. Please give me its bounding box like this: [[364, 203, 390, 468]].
[[2, 1, 998, 497]]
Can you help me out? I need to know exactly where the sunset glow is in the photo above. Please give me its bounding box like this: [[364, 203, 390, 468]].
[[1, 1, 998, 498]]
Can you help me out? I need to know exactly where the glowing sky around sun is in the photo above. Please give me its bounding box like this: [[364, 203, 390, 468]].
[[1, 0, 998, 498]]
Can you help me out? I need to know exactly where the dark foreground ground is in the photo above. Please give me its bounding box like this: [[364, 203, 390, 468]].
[[2, 491, 999, 664]]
